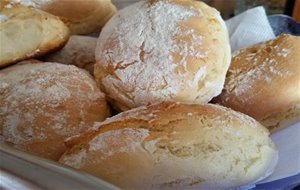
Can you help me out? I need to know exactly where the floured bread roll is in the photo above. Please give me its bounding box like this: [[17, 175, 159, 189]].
[[6, 0, 117, 35], [94, 0, 231, 111], [59, 102, 278, 190], [214, 34, 300, 132], [43, 35, 97, 75], [0, 60, 110, 161], [0, 1, 69, 68]]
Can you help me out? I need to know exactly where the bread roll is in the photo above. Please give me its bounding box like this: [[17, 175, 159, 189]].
[[0, 60, 110, 161], [0, 1, 69, 68], [94, 0, 231, 111], [214, 34, 300, 132], [43, 35, 97, 75], [6, 0, 117, 35], [59, 102, 278, 190]]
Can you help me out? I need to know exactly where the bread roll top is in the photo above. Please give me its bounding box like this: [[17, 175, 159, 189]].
[[0, 1, 70, 67], [215, 34, 300, 131], [95, 0, 231, 111], [60, 102, 278, 190], [0, 61, 110, 160], [4, 0, 117, 34]]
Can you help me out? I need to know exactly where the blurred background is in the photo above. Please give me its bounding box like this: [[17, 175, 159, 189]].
[[112, 0, 300, 21]]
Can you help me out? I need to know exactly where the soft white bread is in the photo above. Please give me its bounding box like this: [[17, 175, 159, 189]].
[[6, 0, 117, 35], [214, 34, 300, 132], [94, 0, 231, 111], [43, 35, 97, 75], [0, 1, 69, 68], [0, 60, 110, 161], [59, 102, 278, 190]]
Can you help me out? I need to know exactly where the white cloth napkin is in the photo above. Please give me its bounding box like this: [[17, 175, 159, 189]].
[[226, 6, 275, 52], [259, 123, 300, 184], [225, 6, 300, 186]]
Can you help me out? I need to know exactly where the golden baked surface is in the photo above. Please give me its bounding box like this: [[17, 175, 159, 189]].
[[0, 1, 69, 68], [60, 102, 278, 190], [94, 0, 231, 111], [5, 0, 117, 35], [215, 34, 300, 131], [0, 61, 110, 160]]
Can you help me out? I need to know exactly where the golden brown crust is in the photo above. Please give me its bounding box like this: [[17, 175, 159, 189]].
[[5, 0, 117, 35], [94, 0, 231, 111], [0, 1, 70, 68], [0, 61, 110, 160], [214, 34, 300, 131], [60, 102, 277, 190], [260, 104, 300, 132], [41, 0, 117, 34]]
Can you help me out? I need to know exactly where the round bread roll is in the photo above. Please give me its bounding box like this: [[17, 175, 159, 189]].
[[214, 34, 300, 132], [43, 35, 97, 75], [0, 60, 110, 161], [0, 1, 69, 68], [59, 102, 278, 190], [6, 0, 117, 35], [94, 0, 231, 111]]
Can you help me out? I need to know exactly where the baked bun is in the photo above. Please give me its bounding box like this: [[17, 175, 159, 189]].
[[0, 60, 110, 161], [43, 35, 97, 75], [59, 102, 278, 190], [214, 34, 300, 132], [0, 1, 69, 68], [6, 0, 117, 35], [94, 0, 231, 111]]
